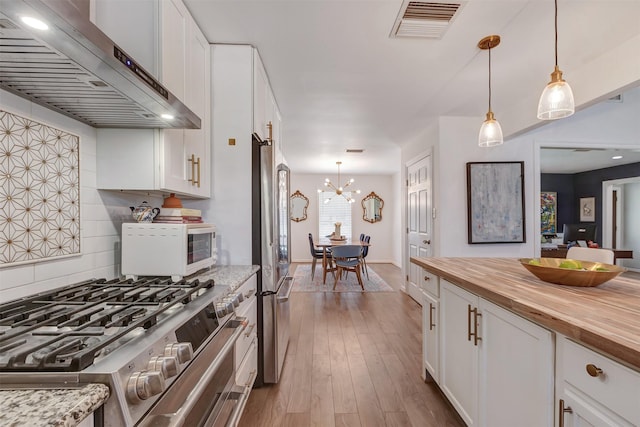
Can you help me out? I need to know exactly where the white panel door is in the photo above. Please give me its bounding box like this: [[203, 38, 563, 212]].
[[406, 153, 432, 302]]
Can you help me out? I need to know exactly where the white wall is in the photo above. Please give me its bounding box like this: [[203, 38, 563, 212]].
[[436, 117, 534, 257], [290, 173, 399, 266], [622, 181, 640, 270], [0, 90, 161, 303], [399, 86, 640, 260]]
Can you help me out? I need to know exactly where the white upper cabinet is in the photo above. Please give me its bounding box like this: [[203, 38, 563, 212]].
[[94, 0, 210, 198], [92, 0, 194, 113], [252, 49, 282, 149], [160, 0, 188, 101], [91, 0, 159, 75], [252, 49, 269, 141]]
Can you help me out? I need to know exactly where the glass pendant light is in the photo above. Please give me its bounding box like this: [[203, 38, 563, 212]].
[[478, 35, 503, 147], [537, 0, 575, 120]]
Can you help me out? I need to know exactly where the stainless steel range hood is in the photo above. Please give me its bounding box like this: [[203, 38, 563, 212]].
[[0, 0, 201, 129]]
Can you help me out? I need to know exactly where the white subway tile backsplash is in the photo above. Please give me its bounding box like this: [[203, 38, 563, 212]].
[[0, 265, 36, 290], [0, 89, 177, 303]]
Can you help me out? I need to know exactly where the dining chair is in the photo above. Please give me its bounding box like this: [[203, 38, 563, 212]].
[[566, 247, 614, 264], [308, 233, 326, 279], [360, 235, 371, 279], [331, 245, 364, 290]]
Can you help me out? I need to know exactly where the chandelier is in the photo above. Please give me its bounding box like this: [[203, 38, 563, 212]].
[[318, 161, 360, 204]]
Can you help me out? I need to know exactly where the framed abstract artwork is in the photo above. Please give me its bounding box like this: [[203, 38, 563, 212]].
[[467, 161, 525, 244], [540, 192, 557, 234], [580, 197, 596, 222]]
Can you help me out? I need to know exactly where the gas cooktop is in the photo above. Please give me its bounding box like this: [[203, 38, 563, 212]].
[[0, 276, 217, 372]]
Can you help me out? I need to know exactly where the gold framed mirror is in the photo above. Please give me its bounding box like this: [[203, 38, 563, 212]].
[[290, 190, 309, 222], [362, 191, 384, 223]]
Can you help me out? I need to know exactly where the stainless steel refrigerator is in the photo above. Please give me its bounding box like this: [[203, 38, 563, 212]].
[[252, 133, 292, 385]]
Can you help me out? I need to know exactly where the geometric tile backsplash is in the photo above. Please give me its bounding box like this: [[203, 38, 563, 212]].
[[0, 109, 80, 265]]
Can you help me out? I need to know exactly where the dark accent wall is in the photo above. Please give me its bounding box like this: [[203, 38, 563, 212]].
[[542, 162, 640, 244], [541, 174, 574, 233]]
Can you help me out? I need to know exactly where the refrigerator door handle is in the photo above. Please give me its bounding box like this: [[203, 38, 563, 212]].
[[276, 277, 294, 303]]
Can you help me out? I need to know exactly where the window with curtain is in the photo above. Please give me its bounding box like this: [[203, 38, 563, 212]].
[[318, 192, 352, 238]]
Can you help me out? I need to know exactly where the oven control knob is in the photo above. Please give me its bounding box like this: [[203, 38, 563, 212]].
[[148, 355, 179, 379], [164, 342, 193, 364], [215, 303, 228, 317], [235, 291, 244, 303], [126, 370, 166, 403]]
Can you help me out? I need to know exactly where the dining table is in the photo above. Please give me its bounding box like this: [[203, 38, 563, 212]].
[[314, 237, 370, 284]]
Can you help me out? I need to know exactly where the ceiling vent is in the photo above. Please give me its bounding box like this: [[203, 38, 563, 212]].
[[346, 149, 364, 153], [390, 1, 463, 39]]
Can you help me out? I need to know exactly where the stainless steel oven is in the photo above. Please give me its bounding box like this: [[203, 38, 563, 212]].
[[0, 276, 250, 427], [139, 318, 246, 426]]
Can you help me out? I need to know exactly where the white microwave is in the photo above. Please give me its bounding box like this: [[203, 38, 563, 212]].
[[121, 223, 217, 282]]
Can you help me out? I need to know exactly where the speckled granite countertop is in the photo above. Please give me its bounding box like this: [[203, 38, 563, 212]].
[[196, 265, 260, 291], [0, 383, 110, 427]]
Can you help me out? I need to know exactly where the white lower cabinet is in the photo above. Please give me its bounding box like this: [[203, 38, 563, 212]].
[[556, 336, 640, 427], [439, 279, 554, 427], [422, 291, 439, 382], [234, 274, 258, 386]]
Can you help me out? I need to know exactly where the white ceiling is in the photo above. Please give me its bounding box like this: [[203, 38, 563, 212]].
[[540, 147, 640, 174], [184, 0, 640, 175]]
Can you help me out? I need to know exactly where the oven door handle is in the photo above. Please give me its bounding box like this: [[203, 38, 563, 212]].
[[145, 317, 247, 427]]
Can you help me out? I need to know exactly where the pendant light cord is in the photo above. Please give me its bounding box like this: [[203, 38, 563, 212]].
[[554, 0, 558, 67], [488, 47, 492, 112]]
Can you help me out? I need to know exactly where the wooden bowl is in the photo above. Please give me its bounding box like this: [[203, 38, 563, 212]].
[[519, 258, 626, 287]]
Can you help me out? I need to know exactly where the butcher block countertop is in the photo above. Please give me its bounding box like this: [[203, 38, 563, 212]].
[[411, 257, 640, 371]]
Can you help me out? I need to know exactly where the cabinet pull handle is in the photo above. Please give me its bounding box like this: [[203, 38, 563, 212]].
[[195, 156, 201, 188], [267, 121, 273, 143], [188, 154, 201, 187], [467, 304, 473, 342], [188, 154, 196, 185], [559, 399, 572, 427], [474, 310, 482, 346], [429, 303, 435, 331], [586, 363, 603, 377], [467, 305, 481, 345], [245, 322, 256, 337], [423, 240, 431, 244], [424, 275, 430, 281]]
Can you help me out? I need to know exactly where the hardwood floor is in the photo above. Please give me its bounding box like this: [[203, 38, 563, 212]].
[[238, 263, 465, 427]]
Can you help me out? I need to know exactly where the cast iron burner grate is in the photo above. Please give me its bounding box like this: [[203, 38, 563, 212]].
[[0, 276, 214, 372]]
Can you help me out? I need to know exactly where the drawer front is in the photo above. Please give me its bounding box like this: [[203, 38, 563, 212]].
[[560, 338, 640, 422], [235, 296, 257, 367], [235, 274, 258, 300], [236, 337, 257, 387], [422, 269, 439, 297]]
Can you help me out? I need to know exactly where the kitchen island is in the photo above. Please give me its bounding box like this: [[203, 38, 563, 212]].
[[411, 257, 640, 369], [411, 257, 640, 427]]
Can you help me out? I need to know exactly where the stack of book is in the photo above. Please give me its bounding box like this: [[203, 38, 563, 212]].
[[153, 207, 203, 224]]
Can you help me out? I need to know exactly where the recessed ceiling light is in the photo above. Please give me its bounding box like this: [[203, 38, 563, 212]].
[[161, 113, 174, 120], [21, 16, 48, 30], [612, 155, 623, 160]]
